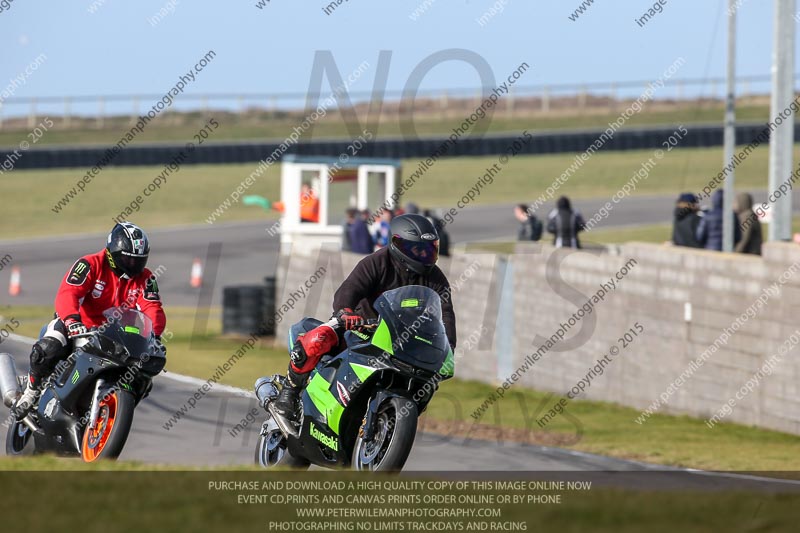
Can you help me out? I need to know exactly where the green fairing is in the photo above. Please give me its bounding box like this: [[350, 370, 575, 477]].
[[439, 347, 455, 377], [371, 319, 394, 355], [350, 363, 376, 383], [306, 372, 344, 434]]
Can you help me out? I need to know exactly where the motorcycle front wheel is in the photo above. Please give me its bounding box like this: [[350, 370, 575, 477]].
[[352, 396, 418, 472], [81, 389, 135, 462]]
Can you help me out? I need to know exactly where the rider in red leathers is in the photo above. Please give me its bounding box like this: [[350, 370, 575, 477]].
[[13, 222, 166, 417]]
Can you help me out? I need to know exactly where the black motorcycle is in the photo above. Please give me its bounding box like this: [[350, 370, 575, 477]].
[[253, 285, 454, 471], [0, 307, 165, 461]]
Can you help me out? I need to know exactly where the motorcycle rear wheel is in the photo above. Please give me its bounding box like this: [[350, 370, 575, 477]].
[[254, 419, 310, 469], [5, 419, 36, 456]]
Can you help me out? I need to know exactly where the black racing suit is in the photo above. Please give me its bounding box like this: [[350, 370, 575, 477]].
[[333, 247, 457, 348]]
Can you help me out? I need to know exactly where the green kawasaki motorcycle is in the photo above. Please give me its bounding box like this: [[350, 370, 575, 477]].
[[254, 285, 454, 471]]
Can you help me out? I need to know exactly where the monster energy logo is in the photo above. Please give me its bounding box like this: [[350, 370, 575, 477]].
[[309, 422, 338, 451], [70, 370, 80, 384], [74, 263, 87, 274]]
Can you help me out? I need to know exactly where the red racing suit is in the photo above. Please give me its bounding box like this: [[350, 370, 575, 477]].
[[55, 250, 166, 335]]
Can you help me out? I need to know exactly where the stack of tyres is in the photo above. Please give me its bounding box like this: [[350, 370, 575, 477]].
[[238, 285, 266, 335], [222, 287, 241, 335], [262, 276, 276, 336], [222, 285, 267, 336]]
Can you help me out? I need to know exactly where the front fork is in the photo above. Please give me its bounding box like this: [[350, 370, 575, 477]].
[[87, 379, 106, 430], [360, 390, 414, 442]]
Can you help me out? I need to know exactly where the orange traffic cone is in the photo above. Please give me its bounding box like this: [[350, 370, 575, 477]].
[[190, 258, 203, 288], [8, 266, 20, 296]]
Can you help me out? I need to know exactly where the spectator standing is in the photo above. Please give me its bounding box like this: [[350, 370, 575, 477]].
[[424, 209, 450, 257], [547, 196, 585, 248], [342, 208, 357, 252], [671, 193, 703, 248], [514, 204, 543, 242], [374, 209, 393, 248], [696, 190, 741, 251], [349, 210, 374, 254], [734, 192, 762, 255]]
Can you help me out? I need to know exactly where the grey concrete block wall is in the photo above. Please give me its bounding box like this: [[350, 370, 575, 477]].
[[272, 241, 800, 436]]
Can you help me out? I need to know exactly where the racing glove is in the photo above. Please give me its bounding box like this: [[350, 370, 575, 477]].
[[63, 315, 87, 338], [335, 308, 364, 330], [155, 336, 167, 356]]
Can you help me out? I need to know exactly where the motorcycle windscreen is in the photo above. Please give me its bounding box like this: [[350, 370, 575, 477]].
[[373, 285, 449, 372], [98, 307, 155, 363]]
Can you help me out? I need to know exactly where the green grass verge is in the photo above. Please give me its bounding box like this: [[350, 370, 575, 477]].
[[0, 102, 775, 147], [3, 142, 796, 240], [7, 305, 800, 471]]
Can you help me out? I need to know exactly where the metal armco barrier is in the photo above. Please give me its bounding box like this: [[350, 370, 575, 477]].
[[2, 122, 794, 170]]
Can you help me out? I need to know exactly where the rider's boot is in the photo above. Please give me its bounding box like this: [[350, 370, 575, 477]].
[[12, 373, 41, 419], [273, 367, 308, 423], [14, 336, 63, 419]]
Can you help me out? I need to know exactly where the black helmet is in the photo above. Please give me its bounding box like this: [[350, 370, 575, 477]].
[[106, 222, 150, 278], [388, 214, 439, 275]]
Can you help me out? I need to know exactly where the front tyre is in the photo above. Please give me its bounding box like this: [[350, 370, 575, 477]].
[[352, 396, 418, 472], [5, 420, 35, 456], [254, 419, 310, 469], [81, 389, 135, 462]]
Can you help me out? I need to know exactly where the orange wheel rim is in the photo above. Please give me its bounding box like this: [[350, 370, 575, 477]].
[[81, 392, 118, 462]]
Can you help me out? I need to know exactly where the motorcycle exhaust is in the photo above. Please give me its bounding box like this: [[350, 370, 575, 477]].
[[0, 353, 22, 408], [267, 403, 299, 439], [254, 376, 278, 408]]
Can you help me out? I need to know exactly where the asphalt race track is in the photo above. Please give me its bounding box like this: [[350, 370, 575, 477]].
[[4, 334, 800, 493], [3, 192, 800, 489], [0, 334, 640, 471], [3, 190, 800, 309]]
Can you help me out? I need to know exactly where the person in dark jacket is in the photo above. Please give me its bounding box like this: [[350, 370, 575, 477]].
[[671, 193, 703, 248], [424, 209, 450, 257], [348, 210, 375, 254], [273, 214, 456, 422], [734, 192, 762, 255], [342, 208, 355, 252], [546, 196, 585, 248], [514, 204, 543, 241], [696, 189, 741, 251], [404, 202, 420, 215]]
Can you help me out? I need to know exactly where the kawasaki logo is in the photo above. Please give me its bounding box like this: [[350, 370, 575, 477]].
[[309, 422, 338, 452], [351, 330, 369, 340]]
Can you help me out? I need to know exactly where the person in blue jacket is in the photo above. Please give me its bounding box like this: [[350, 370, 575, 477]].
[[347, 209, 374, 254], [696, 190, 741, 251]]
